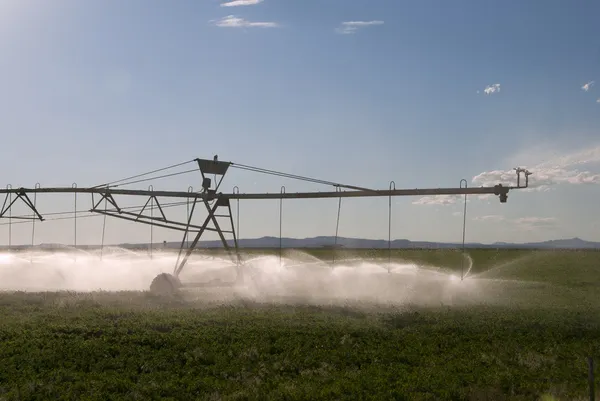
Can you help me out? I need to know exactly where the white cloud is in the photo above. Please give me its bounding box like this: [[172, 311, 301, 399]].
[[412, 195, 464, 205], [335, 20, 384, 35], [472, 145, 600, 191], [513, 217, 558, 231], [582, 81, 595, 92], [473, 215, 558, 231], [221, 0, 263, 6], [212, 15, 278, 28], [483, 83, 501, 95], [477, 194, 494, 201], [597, 98, 600, 103], [474, 215, 505, 222], [413, 191, 493, 206], [414, 145, 600, 206]]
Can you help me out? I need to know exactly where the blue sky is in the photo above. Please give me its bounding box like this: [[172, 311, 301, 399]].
[[1, 0, 600, 246]]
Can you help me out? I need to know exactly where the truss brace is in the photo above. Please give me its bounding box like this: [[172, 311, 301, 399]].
[[89, 192, 210, 233], [0, 189, 44, 221]]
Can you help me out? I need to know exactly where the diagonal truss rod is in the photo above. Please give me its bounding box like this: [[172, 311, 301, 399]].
[[173, 197, 237, 277], [87, 192, 233, 234]]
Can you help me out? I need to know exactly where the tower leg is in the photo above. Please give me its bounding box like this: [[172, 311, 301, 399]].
[[174, 199, 220, 277], [173, 196, 241, 278], [149, 195, 242, 295]]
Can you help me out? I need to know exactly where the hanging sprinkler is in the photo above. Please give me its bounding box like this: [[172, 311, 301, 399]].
[[459, 179, 468, 281]]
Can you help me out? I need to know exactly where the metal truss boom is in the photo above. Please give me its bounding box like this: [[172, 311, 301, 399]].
[[0, 156, 532, 282], [0, 183, 514, 200]]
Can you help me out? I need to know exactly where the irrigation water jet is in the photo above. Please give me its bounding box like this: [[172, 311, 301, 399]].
[[0, 249, 495, 307]]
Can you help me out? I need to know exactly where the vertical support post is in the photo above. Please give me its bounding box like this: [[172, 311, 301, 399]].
[[149, 185, 154, 259], [6, 185, 11, 250], [72, 183, 77, 248], [100, 194, 108, 260], [279, 186, 285, 266], [31, 183, 40, 245], [590, 357, 595, 401], [174, 198, 221, 277], [72, 183, 77, 261], [333, 187, 342, 265], [174, 195, 198, 276], [460, 179, 468, 281], [31, 183, 40, 261], [388, 181, 395, 272], [187, 186, 193, 249], [233, 186, 240, 247], [226, 196, 241, 272]]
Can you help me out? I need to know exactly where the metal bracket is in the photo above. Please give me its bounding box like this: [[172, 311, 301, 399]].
[[196, 156, 231, 194], [92, 190, 121, 213], [0, 188, 44, 221], [514, 167, 532, 189]]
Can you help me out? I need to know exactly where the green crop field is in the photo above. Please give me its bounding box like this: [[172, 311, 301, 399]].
[[0, 248, 599, 400]]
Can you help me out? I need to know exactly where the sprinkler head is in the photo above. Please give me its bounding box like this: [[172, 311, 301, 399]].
[[202, 177, 211, 191]]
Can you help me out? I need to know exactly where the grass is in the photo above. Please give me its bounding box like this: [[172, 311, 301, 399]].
[[0, 248, 599, 400]]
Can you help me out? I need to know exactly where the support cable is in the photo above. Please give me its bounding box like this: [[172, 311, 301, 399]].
[[92, 159, 196, 189], [106, 168, 198, 189], [231, 163, 375, 192]]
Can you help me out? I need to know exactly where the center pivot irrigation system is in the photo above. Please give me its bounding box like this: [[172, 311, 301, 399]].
[[0, 156, 532, 294]]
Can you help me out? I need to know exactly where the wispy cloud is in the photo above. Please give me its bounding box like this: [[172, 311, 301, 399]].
[[473, 215, 558, 231], [335, 20, 384, 35], [582, 81, 595, 92], [414, 145, 600, 205], [221, 0, 263, 6], [472, 145, 600, 191], [483, 83, 501, 95], [212, 15, 278, 28], [514, 217, 558, 230], [474, 215, 505, 223], [412, 195, 470, 206]]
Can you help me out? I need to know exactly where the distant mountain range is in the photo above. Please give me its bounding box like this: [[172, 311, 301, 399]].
[[4, 236, 600, 251], [122, 236, 600, 250]]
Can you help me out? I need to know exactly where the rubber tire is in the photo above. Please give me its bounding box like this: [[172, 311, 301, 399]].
[[149, 273, 182, 296]]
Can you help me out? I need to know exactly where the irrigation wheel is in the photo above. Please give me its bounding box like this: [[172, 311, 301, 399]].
[[149, 273, 182, 296]]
